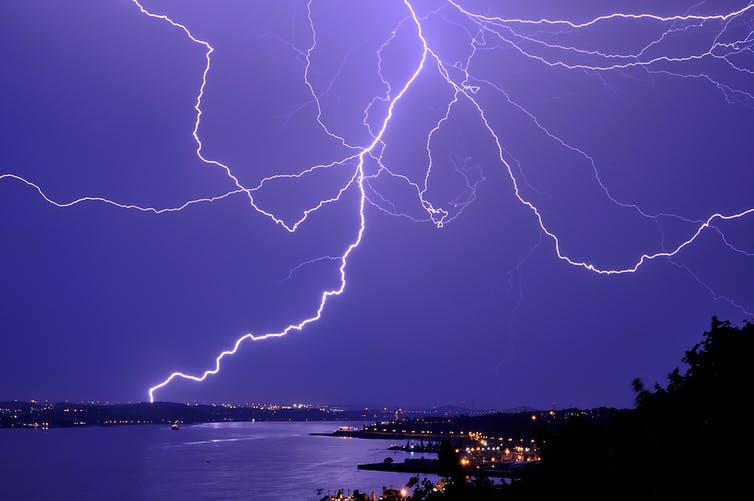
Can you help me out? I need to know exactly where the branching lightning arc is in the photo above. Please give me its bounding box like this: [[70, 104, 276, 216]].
[[1, 0, 753, 402]]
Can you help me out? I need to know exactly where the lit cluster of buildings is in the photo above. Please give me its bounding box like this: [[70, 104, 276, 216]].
[[322, 485, 436, 500], [458, 433, 540, 468]]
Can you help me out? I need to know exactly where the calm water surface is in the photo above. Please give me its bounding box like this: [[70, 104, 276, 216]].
[[0, 421, 428, 500]]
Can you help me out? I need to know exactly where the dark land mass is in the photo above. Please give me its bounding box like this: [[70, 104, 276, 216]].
[[0, 398, 518, 429], [1, 399, 618, 434], [331, 317, 754, 501], [312, 407, 625, 443], [357, 458, 525, 479], [0, 401, 409, 428]]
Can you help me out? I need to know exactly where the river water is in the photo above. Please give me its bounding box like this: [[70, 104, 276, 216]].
[[0, 421, 426, 500]]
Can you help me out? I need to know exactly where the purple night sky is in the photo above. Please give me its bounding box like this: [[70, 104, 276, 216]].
[[1, 0, 752, 409]]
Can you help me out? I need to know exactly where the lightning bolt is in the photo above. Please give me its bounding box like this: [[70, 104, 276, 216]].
[[1, 0, 752, 402], [144, 0, 429, 403]]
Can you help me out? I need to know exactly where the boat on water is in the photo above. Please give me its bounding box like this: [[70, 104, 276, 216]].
[[171, 421, 180, 430]]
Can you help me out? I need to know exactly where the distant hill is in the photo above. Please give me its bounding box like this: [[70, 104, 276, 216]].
[[0, 401, 400, 428], [428, 404, 505, 416], [0, 400, 616, 432]]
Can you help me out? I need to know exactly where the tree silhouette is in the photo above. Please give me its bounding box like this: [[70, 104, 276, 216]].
[[333, 317, 753, 500], [509, 316, 754, 500]]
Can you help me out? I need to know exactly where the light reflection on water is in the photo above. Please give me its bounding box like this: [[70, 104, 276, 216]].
[[0, 421, 431, 500]]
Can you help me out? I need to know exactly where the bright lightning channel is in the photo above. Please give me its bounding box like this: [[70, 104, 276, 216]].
[[0, 0, 752, 402], [145, 0, 429, 403]]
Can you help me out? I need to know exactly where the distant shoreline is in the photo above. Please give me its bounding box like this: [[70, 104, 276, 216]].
[[0, 400, 519, 429], [0, 401, 400, 429]]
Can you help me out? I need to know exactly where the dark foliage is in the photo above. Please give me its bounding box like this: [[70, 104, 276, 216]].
[[505, 316, 754, 500], [358, 317, 753, 500]]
